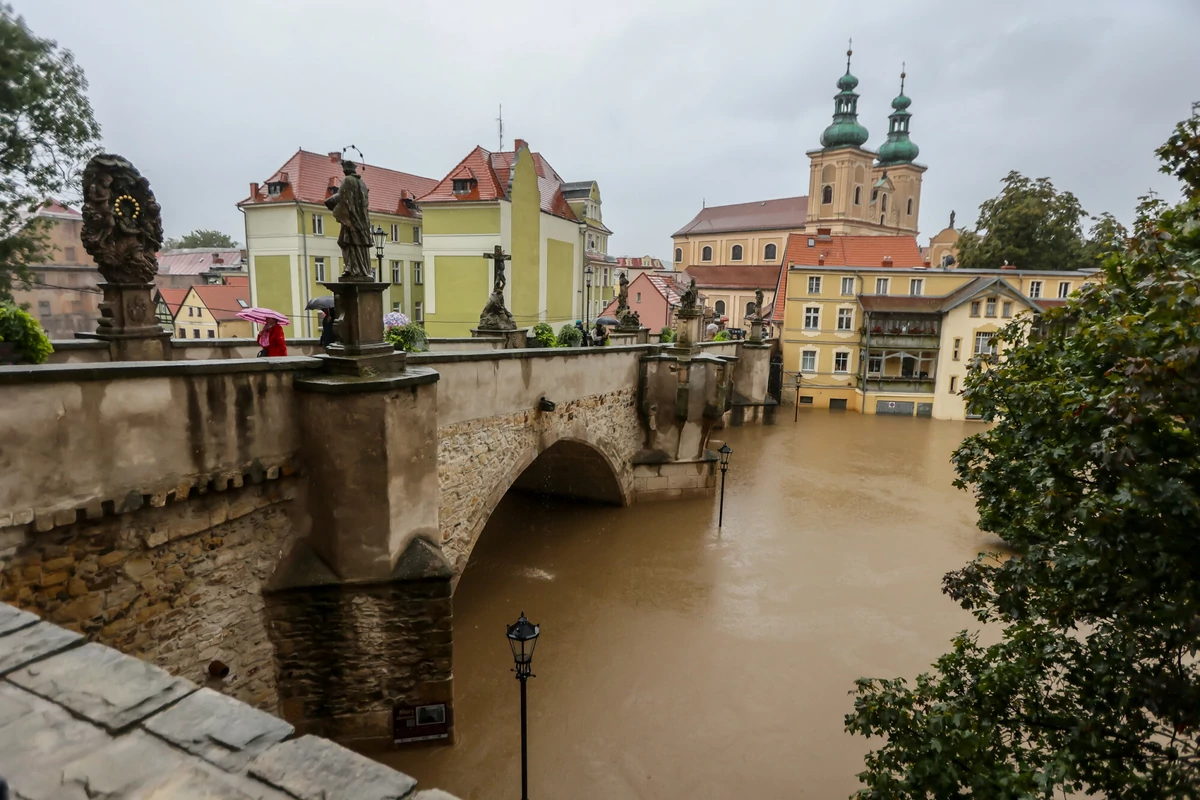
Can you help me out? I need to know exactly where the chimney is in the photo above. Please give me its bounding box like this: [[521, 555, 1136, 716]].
[[817, 254, 825, 266], [1000, 262, 1017, 270], [882, 256, 893, 267], [249, 182, 259, 198], [279, 171, 289, 183], [514, 138, 528, 152], [211, 253, 220, 264], [329, 151, 340, 163]]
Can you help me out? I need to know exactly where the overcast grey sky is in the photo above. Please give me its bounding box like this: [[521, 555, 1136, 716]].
[[21, 0, 1200, 259]]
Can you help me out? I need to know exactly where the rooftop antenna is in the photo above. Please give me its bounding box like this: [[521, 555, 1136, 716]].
[[496, 104, 504, 152], [847, 37, 853, 71]]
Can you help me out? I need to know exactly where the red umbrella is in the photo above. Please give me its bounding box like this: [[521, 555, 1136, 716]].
[[236, 307, 290, 325]]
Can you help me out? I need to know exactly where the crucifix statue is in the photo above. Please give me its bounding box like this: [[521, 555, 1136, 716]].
[[479, 245, 516, 330]]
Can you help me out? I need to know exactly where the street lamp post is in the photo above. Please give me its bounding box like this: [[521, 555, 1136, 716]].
[[372, 225, 386, 283], [507, 612, 540, 800], [584, 265, 594, 328], [718, 443, 733, 527]]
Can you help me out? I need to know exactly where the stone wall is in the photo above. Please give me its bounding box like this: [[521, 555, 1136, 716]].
[[0, 479, 297, 711], [437, 387, 642, 571]]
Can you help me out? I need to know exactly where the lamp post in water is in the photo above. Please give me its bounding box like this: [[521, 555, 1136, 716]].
[[718, 443, 732, 526], [507, 612, 540, 800]]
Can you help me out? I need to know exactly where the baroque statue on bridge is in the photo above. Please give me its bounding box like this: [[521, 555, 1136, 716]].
[[80, 154, 163, 285], [479, 245, 516, 330], [679, 278, 699, 313], [754, 288, 764, 320], [325, 160, 374, 281]]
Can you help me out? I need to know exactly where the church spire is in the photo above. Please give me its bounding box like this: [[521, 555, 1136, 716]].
[[877, 64, 920, 166], [820, 41, 870, 150]]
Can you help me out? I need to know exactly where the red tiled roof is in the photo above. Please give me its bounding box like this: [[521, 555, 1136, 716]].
[[240, 149, 437, 218], [158, 249, 246, 275], [190, 284, 250, 322], [770, 265, 788, 322], [615, 256, 666, 270], [684, 265, 783, 290], [157, 288, 188, 317], [224, 275, 249, 287], [673, 196, 808, 237], [420, 144, 579, 223], [783, 233, 926, 268], [647, 274, 688, 306], [37, 200, 82, 220]]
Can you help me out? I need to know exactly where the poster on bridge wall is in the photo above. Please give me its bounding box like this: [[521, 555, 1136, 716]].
[[393, 702, 451, 744]]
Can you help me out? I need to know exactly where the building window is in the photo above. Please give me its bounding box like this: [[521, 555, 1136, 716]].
[[970, 301, 981, 317], [311, 214, 324, 235], [413, 261, 423, 284], [745, 301, 755, 318], [207, 329, 215, 339], [837, 308, 853, 331], [801, 350, 817, 373], [986, 297, 997, 317], [881, 214, 885, 225], [868, 354, 882, 374], [674, 247, 682, 263], [636, 292, 642, 302], [413, 226, 421, 244], [834, 352, 850, 373], [1058, 281, 1071, 298], [452, 178, 475, 195], [314, 257, 326, 282], [187, 306, 194, 317], [871, 188, 878, 202], [1002, 301, 1013, 318], [764, 243, 777, 260], [392, 302, 401, 312], [193, 328, 200, 339], [37, 300, 50, 316], [391, 260, 402, 284], [177, 327, 185, 338], [1029, 280, 1043, 299], [807, 276, 821, 294], [64, 246, 76, 261], [731, 244, 743, 261], [414, 300, 424, 322], [701, 246, 713, 262], [841, 276, 854, 296], [854, 186, 862, 205], [949, 376, 958, 393], [910, 278, 923, 296], [799, 395, 814, 405], [881, 194, 888, 212], [875, 277, 889, 294], [953, 337, 961, 360], [390, 223, 400, 242], [714, 300, 726, 316], [803, 306, 820, 330], [974, 332, 996, 355], [588, 235, 594, 249], [822, 185, 833, 204], [907, 198, 913, 215]]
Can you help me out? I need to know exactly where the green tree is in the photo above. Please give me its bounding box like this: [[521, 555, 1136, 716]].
[[1082, 211, 1130, 264], [163, 229, 240, 250], [0, 4, 100, 301], [957, 172, 1090, 271], [846, 108, 1200, 798]]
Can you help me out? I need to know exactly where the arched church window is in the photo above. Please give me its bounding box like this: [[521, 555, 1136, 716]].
[[881, 194, 888, 212], [822, 185, 833, 205], [714, 300, 726, 315], [745, 301, 756, 317], [854, 186, 862, 205], [702, 246, 713, 262], [674, 247, 682, 263], [881, 215, 886, 225], [907, 198, 913, 215], [764, 243, 777, 260], [731, 245, 743, 261]]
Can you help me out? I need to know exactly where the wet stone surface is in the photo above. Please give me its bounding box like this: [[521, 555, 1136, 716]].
[[250, 735, 419, 800]]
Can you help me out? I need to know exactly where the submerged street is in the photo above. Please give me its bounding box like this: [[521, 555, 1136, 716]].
[[385, 413, 996, 798]]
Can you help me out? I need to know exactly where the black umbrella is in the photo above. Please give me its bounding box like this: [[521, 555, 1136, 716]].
[[595, 315, 620, 326], [305, 296, 335, 311]]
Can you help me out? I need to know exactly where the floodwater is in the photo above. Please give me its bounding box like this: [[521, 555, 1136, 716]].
[[384, 412, 997, 798]]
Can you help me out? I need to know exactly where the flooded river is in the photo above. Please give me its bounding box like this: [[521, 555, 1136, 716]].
[[384, 413, 994, 798]]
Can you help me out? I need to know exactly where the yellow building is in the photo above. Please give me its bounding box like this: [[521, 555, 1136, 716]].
[[173, 280, 253, 339], [772, 231, 1095, 419]]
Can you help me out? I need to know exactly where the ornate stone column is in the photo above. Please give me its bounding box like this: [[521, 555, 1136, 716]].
[[95, 281, 171, 361]]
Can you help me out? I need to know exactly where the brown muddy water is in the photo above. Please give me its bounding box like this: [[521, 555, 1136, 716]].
[[384, 412, 996, 798]]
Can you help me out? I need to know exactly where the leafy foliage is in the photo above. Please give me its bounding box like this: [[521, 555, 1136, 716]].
[[555, 323, 582, 347], [713, 329, 731, 341], [659, 326, 676, 343], [846, 108, 1200, 798], [163, 229, 239, 250], [531, 322, 556, 348], [1082, 210, 1130, 264], [383, 322, 427, 352], [0, 4, 100, 301], [0, 300, 52, 363]]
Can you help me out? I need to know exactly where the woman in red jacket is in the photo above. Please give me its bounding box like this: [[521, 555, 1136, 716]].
[[258, 319, 287, 357]]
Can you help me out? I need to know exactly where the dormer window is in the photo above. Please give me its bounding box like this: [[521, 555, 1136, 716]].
[[452, 178, 476, 195], [266, 181, 286, 196]]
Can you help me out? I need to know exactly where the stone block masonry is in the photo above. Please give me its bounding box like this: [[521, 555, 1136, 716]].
[[0, 480, 299, 711], [0, 601, 459, 798]]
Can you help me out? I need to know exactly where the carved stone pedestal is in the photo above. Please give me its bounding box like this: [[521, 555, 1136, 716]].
[[616, 325, 649, 344], [94, 282, 170, 361], [471, 328, 527, 349], [322, 281, 406, 376], [748, 319, 764, 343], [672, 309, 705, 352]]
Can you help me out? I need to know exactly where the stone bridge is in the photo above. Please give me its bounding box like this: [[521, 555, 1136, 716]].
[[0, 337, 773, 749]]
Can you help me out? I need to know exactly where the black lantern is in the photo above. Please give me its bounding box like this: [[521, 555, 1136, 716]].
[[507, 612, 540, 799], [718, 443, 733, 527], [584, 264, 593, 287], [372, 225, 386, 280], [584, 265, 595, 333]]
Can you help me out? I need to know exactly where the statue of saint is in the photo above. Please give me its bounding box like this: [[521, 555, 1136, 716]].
[[679, 278, 699, 312], [325, 160, 373, 281], [617, 271, 629, 309], [949, 210, 956, 229], [754, 288, 764, 319]]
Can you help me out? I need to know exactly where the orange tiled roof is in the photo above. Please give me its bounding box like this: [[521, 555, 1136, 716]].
[[673, 196, 808, 237], [420, 143, 579, 223], [684, 265, 783, 291], [157, 288, 188, 317], [190, 284, 250, 322], [240, 150, 437, 219], [783, 233, 926, 269]]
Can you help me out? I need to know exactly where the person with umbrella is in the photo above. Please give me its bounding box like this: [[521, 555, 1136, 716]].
[[236, 307, 290, 357], [305, 296, 336, 347]]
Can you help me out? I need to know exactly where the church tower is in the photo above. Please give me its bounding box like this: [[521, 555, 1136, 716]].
[[868, 67, 926, 235], [806, 45, 879, 235]]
